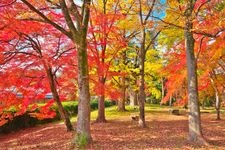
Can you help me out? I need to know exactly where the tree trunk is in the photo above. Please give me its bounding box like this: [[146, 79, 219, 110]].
[[118, 98, 126, 111], [130, 88, 138, 106], [169, 95, 172, 107], [118, 76, 126, 111], [215, 91, 221, 120], [96, 78, 106, 122], [138, 89, 146, 127], [76, 37, 91, 142], [185, 1, 206, 144], [161, 77, 165, 102], [210, 77, 221, 120], [45, 65, 73, 131], [96, 95, 106, 122], [73, 0, 92, 143], [138, 30, 146, 128]]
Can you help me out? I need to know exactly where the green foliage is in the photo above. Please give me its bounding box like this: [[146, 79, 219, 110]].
[[202, 97, 214, 107], [146, 96, 161, 104], [145, 49, 163, 100], [54, 101, 79, 117], [215, 1, 225, 11]]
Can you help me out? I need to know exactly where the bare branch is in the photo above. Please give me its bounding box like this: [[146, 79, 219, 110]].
[[145, 30, 161, 52], [138, 0, 143, 25], [21, 0, 71, 38], [151, 15, 185, 29], [196, 36, 205, 60], [144, 0, 156, 24], [81, 0, 91, 34], [68, 0, 82, 30], [192, 28, 225, 38], [59, 0, 79, 38]]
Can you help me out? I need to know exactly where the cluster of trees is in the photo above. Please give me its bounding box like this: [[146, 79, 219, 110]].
[[0, 0, 224, 146]]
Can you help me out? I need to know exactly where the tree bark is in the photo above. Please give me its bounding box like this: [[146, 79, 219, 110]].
[[138, 30, 146, 127], [76, 37, 91, 142], [161, 77, 165, 102], [137, 0, 156, 128], [96, 78, 106, 122], [130, 88, 138, 106], [169, 95, 172, 107], [118, 75, 126, 111], [210, 77, 221, 120], [215, 91, 221, 120], [138, 87, 146, 127], [44, 64, 73, 131], [96, 95, 106, 122], [184, 1, 206, 144], [74, 0, 92, 143]]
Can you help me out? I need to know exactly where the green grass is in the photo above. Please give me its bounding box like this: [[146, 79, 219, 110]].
[[71, 104, 181, 121], [71, 104, 225, 122]]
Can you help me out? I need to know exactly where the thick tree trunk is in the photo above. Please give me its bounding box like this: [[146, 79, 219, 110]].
[[185, 1, 206, 144], [76, 38, 91, 142], [45, 65, 73, 131], [118, 98, 126, 111]]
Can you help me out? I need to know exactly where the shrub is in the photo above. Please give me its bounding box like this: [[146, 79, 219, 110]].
[[0, 100, 115, 133]]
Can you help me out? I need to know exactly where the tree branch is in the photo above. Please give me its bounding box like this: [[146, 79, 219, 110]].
[[145, 30, 161, 52], [21, 0, 71, 38], [144, 0, 156, 24], [59, 0, 79, 38]]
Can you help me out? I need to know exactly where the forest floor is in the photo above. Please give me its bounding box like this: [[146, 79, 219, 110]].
[[0, 105, 225, 150]]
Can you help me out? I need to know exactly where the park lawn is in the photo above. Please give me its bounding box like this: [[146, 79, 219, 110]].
[[0, 104, 225, 149]]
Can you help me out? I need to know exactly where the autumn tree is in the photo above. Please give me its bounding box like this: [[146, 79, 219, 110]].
[[0, 7, 75, 130], [157, 0, 225, 144], [14, 0, 93, 143], [136, 0, 160, 127], [198, 31, 225, 120], [18, 33, 75, 131], [88, 0, 126, 121]]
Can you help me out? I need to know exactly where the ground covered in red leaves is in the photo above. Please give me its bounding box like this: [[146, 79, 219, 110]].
[[0, 112, 225, 150]]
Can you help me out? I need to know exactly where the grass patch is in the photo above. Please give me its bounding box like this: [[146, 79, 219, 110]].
[[88, 104, 225, 121]]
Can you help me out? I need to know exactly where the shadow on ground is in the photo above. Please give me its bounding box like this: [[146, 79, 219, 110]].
[[0, 113, 225, 149]]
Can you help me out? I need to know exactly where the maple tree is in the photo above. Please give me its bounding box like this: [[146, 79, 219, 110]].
[[0, 5, 75, 130], [158, 0, 225, 144], [130, 0, 160, 127], [0, 0, 92, 144], [88, 0, 127, 122], [0, 0, 225, 148]]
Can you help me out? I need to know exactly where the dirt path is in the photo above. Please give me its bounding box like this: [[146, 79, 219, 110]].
[[0, 113, 225, 150]]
